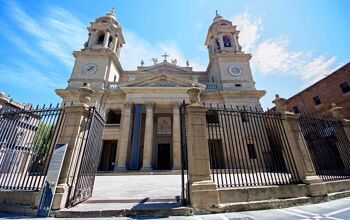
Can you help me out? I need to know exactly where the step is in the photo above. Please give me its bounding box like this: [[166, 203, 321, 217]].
[[96, 170, 183, 176], [218, 197, 312, 212], [54, 199, 193, 218]]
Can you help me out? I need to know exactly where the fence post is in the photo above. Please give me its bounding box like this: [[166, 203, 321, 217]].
[[186, 86, 219, 213], [52, 84, 94, 210], [273, 95, 328, 198], [330, 103, 350, 139]]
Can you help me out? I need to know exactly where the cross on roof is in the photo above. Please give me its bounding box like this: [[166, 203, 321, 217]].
[[162, 53, 169, 61]]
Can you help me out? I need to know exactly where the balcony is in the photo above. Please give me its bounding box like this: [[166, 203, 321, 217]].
[[206, 83, 219, 92], [106, 82, 120, 92]]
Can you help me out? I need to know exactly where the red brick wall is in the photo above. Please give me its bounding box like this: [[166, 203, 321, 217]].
[[285, 63, 350, 119]]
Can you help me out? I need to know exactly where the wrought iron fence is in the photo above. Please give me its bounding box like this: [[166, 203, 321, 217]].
[[67, 107, 105, 207], [299, 113, 350, 181], [204, 104, 301, 187], [0, 104, 64, 191]]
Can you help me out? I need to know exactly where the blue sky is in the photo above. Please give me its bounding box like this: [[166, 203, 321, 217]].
[[0, 0, 349, 108]]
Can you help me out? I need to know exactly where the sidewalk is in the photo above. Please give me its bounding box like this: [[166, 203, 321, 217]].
[[2, 197, 350, 219]]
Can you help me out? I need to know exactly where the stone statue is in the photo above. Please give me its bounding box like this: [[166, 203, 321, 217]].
[[151, 57, 158, 64], [171, 59, 177, 65], [141, 59, 144, 66], [186, 60, 190, 67]]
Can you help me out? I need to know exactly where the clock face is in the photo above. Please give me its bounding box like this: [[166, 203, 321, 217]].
[[82, 63, 98, 75], [228, 65, 242, 76]]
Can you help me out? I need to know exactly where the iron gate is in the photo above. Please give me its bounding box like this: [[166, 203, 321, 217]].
[[0, 104, 64, 191], [67, 107, 105, 207], [180, 102, 190, 205]]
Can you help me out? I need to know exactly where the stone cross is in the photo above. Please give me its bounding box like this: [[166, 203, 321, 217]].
[[162, 53, 169, 62]]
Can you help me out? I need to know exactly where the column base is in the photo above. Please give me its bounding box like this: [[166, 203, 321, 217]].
[[52, 184, 69, 210], [140, 167, 153, 171], [304, 175, 328, 197], [115, 166, 128, 172], [190, 180, 219, 214]]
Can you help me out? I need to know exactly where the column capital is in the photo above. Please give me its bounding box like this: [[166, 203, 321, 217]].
[[145, 101, 154, 110], [171, 102, 181, 110], [123, 100, 133, 110]]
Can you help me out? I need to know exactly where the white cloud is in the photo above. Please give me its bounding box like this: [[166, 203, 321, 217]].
[[0, 63, 63, 91], [232, 11, 262, 52], [6, 2, 86, 67], [299, 56, 337, 85], [121, 31, 206, 70], [233, 11, 341, 87], [252, 38, 302, 74]]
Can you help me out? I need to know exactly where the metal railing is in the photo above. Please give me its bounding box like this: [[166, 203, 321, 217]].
[[106, 82, 120, 92], [0, 104, 64, 191], [206, 83, 218, 92], [299, 113, 350, 181], [204, 104, 301, 187]]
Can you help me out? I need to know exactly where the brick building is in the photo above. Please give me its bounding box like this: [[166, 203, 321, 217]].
[[285, 62, 350, 118]]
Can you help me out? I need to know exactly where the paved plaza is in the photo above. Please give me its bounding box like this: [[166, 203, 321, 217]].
[[91, 174, 183, 200]]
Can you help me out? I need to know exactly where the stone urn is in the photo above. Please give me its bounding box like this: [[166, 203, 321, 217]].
[[187, 85, 201, 106], [272, 94, 286, 113], [78, 83, 95, 104]]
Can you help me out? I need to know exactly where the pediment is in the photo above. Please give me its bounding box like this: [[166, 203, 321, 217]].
[[119, 74, 204, 88], [137, 61, 192, 73]]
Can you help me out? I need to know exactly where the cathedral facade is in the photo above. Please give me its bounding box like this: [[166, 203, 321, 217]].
[[56, 10, 265, 172]]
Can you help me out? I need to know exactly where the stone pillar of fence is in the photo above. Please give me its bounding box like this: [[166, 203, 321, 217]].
[[52, 84, 94, 210], [330, 103, 350, 169], [186, 86, 219, 213], [273, 95, 328, 198], [330, 103, 350, 139]]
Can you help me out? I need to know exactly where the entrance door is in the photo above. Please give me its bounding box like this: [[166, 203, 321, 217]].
[[98, 141, 117, 171], [157, 144, 171, 170]]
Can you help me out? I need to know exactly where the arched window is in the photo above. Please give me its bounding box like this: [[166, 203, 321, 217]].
[[223, 36, 232, 47], [215, 39, 220, 50], [97, 33, 105, 44]]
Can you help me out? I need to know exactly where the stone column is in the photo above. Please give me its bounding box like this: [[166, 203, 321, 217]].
[[218, 33, 224, 51], [88, 29, 96, 47], [233, 33, 239, 52], [141, 101, 154, 171], [112, 35, 119, 52], [172, 102, 181, 170], [186, 87, 219, 213], [115, 101, 133, 171], [273, 95, 327, 198], [103, 30, 110, 48]]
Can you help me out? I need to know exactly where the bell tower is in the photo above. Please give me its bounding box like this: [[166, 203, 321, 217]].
[[205, 11, 258, 92], [65, 8, 125, 91]]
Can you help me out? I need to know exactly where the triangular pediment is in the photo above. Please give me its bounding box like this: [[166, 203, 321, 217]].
[[119, 74, 204, 88], [137, 61, 192, 73]]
